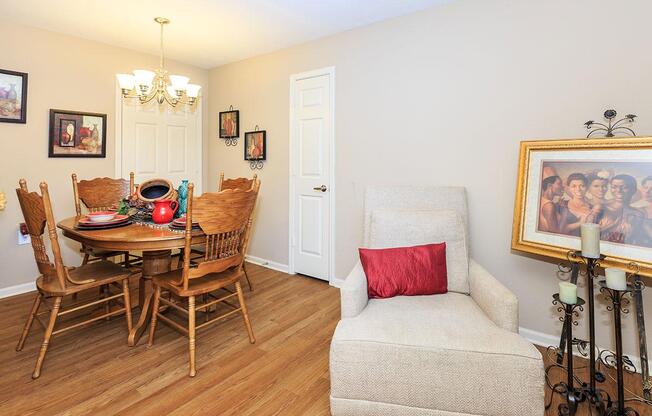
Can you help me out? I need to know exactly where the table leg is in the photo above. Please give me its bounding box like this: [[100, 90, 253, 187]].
[[128, 250, 171, 346]]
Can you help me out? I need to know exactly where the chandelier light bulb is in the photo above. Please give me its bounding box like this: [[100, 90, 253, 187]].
[[133, 70, 155, 88], [169, 75, 189, 92], [185, 84, 201, 98], [116, 73, 136, 91], [166, 85, 180, 98]]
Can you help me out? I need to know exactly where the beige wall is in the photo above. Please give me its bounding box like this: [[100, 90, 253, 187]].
[[0, 22, 208, 289], [208, 0, 652, 356]]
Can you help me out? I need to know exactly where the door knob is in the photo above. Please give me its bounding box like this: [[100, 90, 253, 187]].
[[313, 185, 328, 192]]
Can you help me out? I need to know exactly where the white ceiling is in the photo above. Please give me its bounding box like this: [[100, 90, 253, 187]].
[[2, 0, 451, 69]]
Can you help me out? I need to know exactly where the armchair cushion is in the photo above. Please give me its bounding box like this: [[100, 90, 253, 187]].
[[359, 243, 447, 298], [330, 293, 544, 415], [368, 209, 469, 294]]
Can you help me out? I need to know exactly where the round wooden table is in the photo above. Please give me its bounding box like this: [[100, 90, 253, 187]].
[[57, 216, 205, 346]]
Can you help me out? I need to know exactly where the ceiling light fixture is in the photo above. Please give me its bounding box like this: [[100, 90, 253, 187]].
[[116, 17, 200, 107]]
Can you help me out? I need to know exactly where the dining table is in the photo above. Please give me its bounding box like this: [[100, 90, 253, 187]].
[[57, 216, 205, 346]]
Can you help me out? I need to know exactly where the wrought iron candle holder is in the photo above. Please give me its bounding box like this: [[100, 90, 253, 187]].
[[555, 251, 617, 413], [559, 252, 607, 393], [547, 294, 586, 416], [628, 264, 651, 401], [599, 281, 641, 416], [553, 253, 652, 414]]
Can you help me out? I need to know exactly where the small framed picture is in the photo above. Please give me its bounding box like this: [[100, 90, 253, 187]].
[[59, 119, 76, 147], [244, 130, 266, 161], [0, 69, 28, 124], [219, 110, 239, 138], [49, 109, 107, 158]]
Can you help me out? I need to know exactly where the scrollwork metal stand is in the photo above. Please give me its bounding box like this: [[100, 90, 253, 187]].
[[562, 252, 607, 390], [629, 265, 651, 401], [599, 282, 640, 416], [584, 109, 636, 138], [553, 252, 652, 414], [556, 251, 612, 413], [249, 160, 263, 170], [547, 294, 586, 416]]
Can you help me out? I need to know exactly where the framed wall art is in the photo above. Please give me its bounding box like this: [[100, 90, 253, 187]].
[[512, 137, 652, 276], [219, 109, 239, 139], [48, 109, 107, 158], [244, 130, 266, 161], [0, 69, 28, 124]]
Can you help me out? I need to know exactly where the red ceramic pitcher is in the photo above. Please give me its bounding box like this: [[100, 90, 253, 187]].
[[152, 199, 178, 224]]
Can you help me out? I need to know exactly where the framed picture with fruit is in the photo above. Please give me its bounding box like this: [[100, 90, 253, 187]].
[[48, 109, 107, 158], [0, 69, 28, 124]]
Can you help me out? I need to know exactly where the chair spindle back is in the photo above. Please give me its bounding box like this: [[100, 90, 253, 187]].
[[72, 173, 134, 215], [180, 184, 259, 290], [16, 180, 68, 290]]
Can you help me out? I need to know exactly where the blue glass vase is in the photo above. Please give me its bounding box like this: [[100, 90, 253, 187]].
[[177, 180, 189, 217]]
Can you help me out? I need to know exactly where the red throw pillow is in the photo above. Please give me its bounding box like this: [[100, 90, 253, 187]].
[[359, 243, 447, 299]]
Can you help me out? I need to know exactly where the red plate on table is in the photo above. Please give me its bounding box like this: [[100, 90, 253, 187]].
[[172, 217, 198, 226], [78, 214, 130, 226]]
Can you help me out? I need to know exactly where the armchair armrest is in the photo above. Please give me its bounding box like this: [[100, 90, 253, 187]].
[[469, 258, 518, 333], [340, 261, 369, 319]]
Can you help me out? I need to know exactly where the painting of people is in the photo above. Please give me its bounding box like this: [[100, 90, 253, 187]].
[[537, 161, 652, 248], [512, 138, 652, 276], [49, 109, 106, 158]]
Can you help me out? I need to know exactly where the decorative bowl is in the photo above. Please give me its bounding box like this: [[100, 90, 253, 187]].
[[87, 211, 118, 223], [137, 178, 177, 203]]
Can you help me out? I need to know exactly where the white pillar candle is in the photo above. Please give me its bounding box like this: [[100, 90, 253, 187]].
[[580, 223, 601, 258], [605, 268, 627, 291], [559, 282, 578, 304]]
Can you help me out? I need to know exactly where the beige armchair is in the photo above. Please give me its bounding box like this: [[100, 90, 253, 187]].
[[329, 186, 544, 416]]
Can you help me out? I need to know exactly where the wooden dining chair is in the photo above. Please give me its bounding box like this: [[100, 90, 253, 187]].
[[187, 173, 260, 290], [217, 172, 259, 290], [218, 172, 258, 192], [72, 173, 140, 267], [15, 180, 134, 379], [148, 184, 258, 377]]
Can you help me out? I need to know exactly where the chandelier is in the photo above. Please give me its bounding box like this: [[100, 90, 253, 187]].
[[116, 17, 200, 107]]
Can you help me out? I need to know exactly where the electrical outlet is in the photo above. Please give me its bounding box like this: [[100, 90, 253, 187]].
[[18, 226, 30, 245]]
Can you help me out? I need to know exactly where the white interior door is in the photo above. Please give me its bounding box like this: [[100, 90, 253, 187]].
[[290, 69, 334, 281], [120, 97, 202, 193]]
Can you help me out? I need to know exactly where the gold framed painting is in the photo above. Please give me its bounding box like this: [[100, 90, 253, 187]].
[[512, 137, 652, 276]]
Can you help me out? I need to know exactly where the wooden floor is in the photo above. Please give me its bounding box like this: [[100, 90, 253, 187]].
[[1, 263, 650, 415], [0, 264, 339, 416]]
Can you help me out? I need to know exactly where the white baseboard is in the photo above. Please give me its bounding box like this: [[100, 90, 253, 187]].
[[0, 257, 290, 298], [244, 254, 346, 289], [519, 326, 562, 347], [330, 278, 345, 288], [0, 281, 35, 299], [520, 326, 650, 375], [245, 255, 290, 274]]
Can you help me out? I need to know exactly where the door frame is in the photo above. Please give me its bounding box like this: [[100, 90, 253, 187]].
[[288, 66, 336, 284], [114, 83, 203, 192]]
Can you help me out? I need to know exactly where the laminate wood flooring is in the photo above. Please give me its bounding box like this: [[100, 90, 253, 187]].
[[2, 263, 650, 415]]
